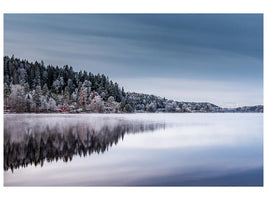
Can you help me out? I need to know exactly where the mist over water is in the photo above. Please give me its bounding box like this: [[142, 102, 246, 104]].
[[4, 114, 165, 171], [4, 113, 263, 186]]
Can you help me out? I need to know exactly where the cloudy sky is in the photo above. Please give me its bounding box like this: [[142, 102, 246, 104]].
[[4, 14, 263, 107]]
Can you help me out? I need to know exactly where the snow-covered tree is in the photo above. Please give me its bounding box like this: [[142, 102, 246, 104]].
[[67, 79, 74, 94], [108, 96, 115, 103], [56, 94, 64, 107], [71, 89, 78, 104], [9, 84, 26, 112], [79, 84, 87, 108], [42, 84, 49, 97], [48, 98, 57, 111], [18, 67, 27, 85], [25, 93, 33, 112], [79, 81, 91, 108], [165, 100, 177, 112], [5, 56, 261, 114], [147, 102, 157, 112], [63, 86, 70, 105], [34, 65, 41, 87], [83, 80, 92, 88], [33, 86, 42, 112], [123, 104, 133, 113], [23, 83, 30, 94], [52, 79, 61, 94], [40, 96, 49, 111], [89, 95, 104, 112], [4, 83, 10, 108]]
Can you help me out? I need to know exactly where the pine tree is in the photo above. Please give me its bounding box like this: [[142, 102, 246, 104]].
[[34, 63, 41, 87], [23, 83, 30, 94], [122, 87, 126, 97], [12, 69, 18, 84], [25, 93, 33, 112], [42, 84, 49, 97], [18, 67, 27, 85], [34, 86, 42, 112]]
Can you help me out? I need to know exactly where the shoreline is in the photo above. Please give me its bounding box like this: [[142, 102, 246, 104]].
[[4, 111, 263, 114]]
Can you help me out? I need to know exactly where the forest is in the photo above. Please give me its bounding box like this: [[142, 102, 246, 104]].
[[3, 56, 263, 113]]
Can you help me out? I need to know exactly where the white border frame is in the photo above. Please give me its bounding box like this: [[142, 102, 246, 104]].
[[0, 1, 266, 200]]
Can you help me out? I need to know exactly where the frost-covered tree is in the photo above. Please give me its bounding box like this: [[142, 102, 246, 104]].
[[100, 91, 106, 99], [34, 64, 41, 87], [79, 84, 87, 108], [3, 56, 127, 113], [4, 56, 258, 114], [52, 79, 61, 94], [108, 96, 115, 103], [40, 96, 49, 111], [123, 104, 133, 113], [42, 71, 48, 86], [56, 94, 64, 107], [83, 80, 92, 88], [9, 84, 26, 112], [33, 86, 42, 112], [48, 98, 57, 111], [67, 79, 74, 94], [23, 83, 30, 94], [63, 86, 71, 105], [89, 95, 104, 112], [4, 83, 10, 108], [165, 100, 177, 112], [18, 67, 27, 85], [135, 104, 145, 111], [42, 84, 49, 97], [121, 87, 126, 97], [25, 93, 33, 112], [71, 89, 78, 104], [147, 102, 157, 112], [83, 80, 92, 104]]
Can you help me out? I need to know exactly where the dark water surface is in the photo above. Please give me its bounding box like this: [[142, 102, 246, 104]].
[[4, 113, 263, 186]]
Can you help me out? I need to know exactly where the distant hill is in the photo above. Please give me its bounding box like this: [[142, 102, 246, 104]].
[[3, 56, 263, 113]]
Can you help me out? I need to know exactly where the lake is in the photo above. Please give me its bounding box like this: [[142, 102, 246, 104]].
[[4, 113, 263, 186]]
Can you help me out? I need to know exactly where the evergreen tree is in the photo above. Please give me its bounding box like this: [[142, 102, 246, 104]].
[[34, 86, 42, 112], [23, 83, 30, 94], [42, 84, 49, 97], [122, 87, 126, 97], [25, 93, 33, 112], [123, 104, 133, 113]]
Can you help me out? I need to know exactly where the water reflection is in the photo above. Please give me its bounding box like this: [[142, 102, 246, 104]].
[[4, 113, 263, 186], [4, 115, 165, 172]]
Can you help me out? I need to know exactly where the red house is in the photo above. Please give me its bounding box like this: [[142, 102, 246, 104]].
[[59, 107, 67, 111]]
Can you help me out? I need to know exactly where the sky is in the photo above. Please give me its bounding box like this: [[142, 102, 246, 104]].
[[4, 14, 263, 107]]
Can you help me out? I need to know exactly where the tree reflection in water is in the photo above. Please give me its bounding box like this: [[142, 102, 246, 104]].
[[4, 117, 165, 172]]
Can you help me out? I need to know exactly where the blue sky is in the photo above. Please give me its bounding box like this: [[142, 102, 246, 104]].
[[4, 14, 263, 107]]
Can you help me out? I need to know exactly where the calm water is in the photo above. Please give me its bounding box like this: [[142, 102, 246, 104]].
[[4, 113, 263, 186]]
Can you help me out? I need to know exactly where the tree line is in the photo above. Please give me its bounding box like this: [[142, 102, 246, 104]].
[[4, 55, 128, 112], [4, 56, 263, 113]]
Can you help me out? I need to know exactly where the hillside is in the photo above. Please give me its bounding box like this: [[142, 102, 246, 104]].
[[3, 56, 263, 113]]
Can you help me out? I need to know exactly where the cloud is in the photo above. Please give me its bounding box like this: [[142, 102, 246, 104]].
[[4, 14, 263, 107]]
